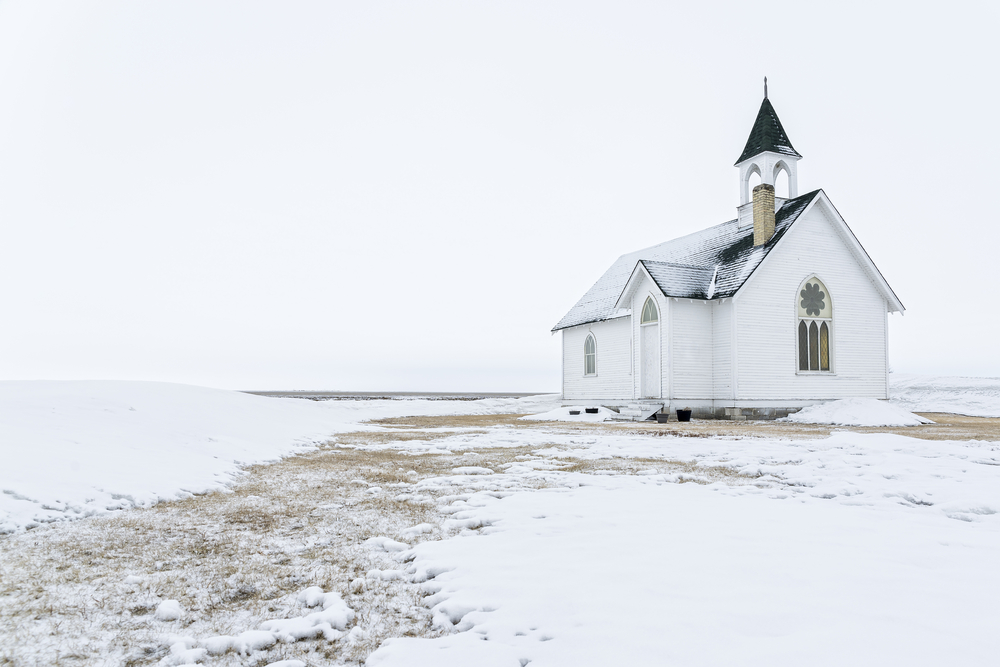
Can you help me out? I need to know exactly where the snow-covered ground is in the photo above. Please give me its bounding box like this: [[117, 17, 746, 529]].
[[0, 381, 559, 534], [3, 374, 998, 534], [1, 376, 999, 665], [372, 474, 999, 666], [370, 428, 1000, 665], [891, 373, 1000, 417]]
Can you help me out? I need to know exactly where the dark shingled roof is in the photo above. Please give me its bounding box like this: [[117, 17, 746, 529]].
[[735, 97, 802, 165], [639, 261, 715, 300], [551, 191, 819, 331]]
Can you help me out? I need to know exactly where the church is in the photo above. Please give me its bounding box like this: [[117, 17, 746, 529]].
[[553, 87, 904, 420]]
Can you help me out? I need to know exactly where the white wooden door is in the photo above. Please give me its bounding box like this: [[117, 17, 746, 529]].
[[641, 323, 659, 398]]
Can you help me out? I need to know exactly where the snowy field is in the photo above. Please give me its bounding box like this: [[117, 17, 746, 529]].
[[1, 376, 1000, 665], [890, 373, 1000, 417], [0, 381, 557, 534]]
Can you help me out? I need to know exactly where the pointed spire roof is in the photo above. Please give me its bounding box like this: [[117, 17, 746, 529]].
[[735, 96, 802, 165]]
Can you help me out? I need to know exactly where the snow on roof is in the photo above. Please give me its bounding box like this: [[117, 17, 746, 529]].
[[552, 191, 817, 331], [640, 261, 715, 300]]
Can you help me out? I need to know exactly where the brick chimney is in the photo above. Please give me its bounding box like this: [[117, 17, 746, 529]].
[[752, 183, 775, 246]]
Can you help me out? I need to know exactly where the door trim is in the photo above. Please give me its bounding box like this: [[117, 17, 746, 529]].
[[640, 321, 660, 398]]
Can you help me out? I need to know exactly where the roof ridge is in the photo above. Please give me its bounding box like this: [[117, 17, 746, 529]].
[[640, 259, 715, 270], [620, 217, 739, 262]]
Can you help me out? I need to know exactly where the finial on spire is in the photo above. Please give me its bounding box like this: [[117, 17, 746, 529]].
[[764, 76, 768, 99]]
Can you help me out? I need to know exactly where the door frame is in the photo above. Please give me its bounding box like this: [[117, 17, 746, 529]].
[[639, 293, 661, 399]]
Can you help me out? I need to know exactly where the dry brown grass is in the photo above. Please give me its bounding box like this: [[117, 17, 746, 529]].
[[555, 456, 754, 483], [0, 442, 467, 666], [370, 414, 526, 429], [369, 412, 1000, 441]]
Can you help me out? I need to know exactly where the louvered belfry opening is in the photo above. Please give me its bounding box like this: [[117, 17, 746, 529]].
[[752, 183, 775, 246]]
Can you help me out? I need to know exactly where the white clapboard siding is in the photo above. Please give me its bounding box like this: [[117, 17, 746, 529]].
[[562, 316, 633, 400], [629, 275, 668, 400], [671, 299, 713, 399], [712, 300, 733, 398], [734, 201, 888, 400]]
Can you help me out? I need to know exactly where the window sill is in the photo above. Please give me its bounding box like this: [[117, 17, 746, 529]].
[[796, 371, 836, 376]]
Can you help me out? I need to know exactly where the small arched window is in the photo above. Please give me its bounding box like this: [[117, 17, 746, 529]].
[[640, 297, 658, 324], [797, 277, 832, 372], [584, 334, 597, 376]]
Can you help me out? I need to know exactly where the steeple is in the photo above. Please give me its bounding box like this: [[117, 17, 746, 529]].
[[735, 80, 802, 208], [735, 96, 802, 165]]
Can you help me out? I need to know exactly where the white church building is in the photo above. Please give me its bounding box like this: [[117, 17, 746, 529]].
[[553, 90, 904, 420]]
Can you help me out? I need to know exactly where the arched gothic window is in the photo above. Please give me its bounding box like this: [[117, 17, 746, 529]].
[[797, 277, 832, 372], [640, 297, 658, 324], [584, 334, 597, 376]]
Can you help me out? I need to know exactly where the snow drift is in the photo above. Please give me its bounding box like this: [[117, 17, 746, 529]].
[[782, 398, 932, 426]]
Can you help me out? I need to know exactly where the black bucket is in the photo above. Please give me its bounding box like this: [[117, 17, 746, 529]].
[[585, 407, 599, 414], [676, 409, 692, 422]]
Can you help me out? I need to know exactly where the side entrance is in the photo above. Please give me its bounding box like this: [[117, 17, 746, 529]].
[[640, 297, 660, 398]]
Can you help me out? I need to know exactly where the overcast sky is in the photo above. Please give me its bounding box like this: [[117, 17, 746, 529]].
[[0, 1, 996, 391]]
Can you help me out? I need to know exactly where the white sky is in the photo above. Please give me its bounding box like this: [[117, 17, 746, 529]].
[[0, 1, 996, 391]]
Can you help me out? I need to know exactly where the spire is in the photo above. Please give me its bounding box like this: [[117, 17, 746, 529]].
[[734, 94, 801, 165]]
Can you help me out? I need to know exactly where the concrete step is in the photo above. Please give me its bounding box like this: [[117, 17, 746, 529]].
[[619, 402, 664, 421]]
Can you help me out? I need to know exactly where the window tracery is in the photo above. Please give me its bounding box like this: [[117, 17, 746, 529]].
[[640, 297, 658, 324], [797, 278, 832, 372]]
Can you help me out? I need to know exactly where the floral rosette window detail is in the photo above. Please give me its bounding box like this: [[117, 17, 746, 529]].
[[797, 278, 832, 371], [800, 282, 826, 316]]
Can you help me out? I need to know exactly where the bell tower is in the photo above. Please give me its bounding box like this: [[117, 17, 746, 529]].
[[735, 79, 802, 229]]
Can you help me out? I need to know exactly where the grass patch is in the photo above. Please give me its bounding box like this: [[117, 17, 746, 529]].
[[0, 438, 467, 666]]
